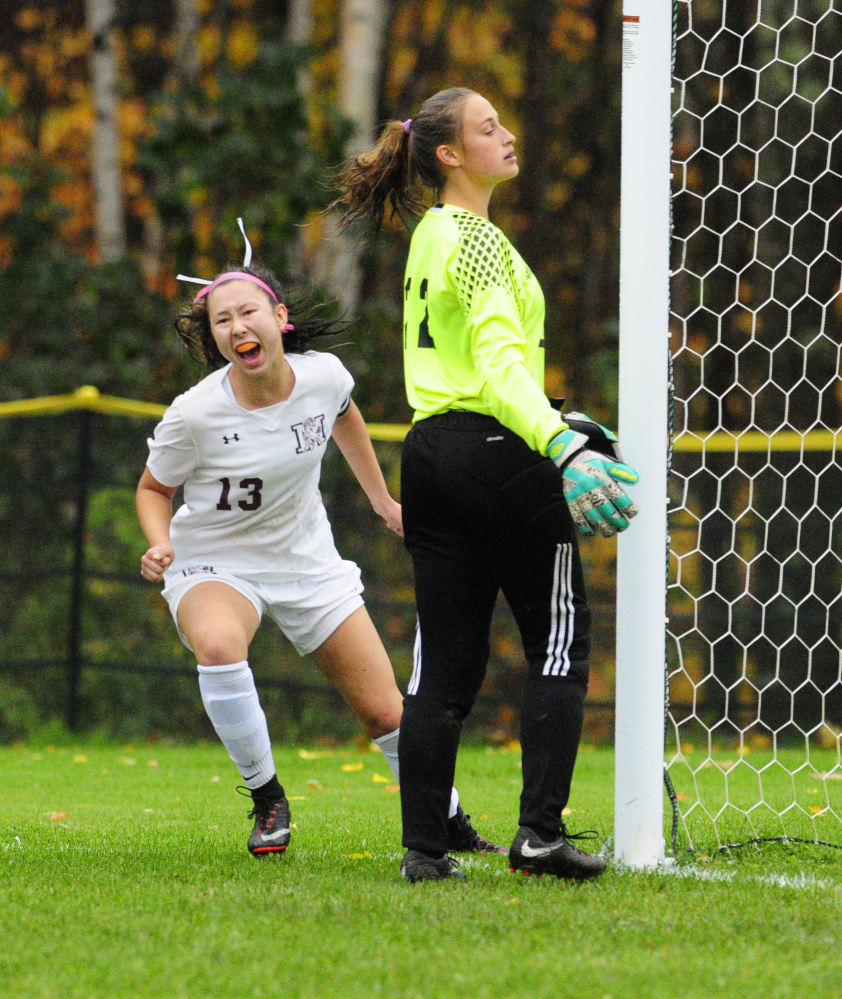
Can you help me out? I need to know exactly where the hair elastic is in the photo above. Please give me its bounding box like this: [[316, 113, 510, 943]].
[[402, 119, 412, 134]]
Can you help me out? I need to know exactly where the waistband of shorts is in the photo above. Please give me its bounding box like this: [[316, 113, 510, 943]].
[[412, 411, 503, 431]]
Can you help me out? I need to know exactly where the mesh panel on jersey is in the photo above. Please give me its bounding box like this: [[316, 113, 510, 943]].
[[452, 210, 523, 317]]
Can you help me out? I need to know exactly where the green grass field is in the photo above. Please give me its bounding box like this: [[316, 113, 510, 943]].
[[3, 739, 841, 998]]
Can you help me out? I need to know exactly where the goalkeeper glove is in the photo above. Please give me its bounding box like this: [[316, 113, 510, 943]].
[[546, 414, 640, 538]]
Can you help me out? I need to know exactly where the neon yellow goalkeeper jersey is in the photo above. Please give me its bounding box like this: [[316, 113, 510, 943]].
[[402, 204, 566, 453]]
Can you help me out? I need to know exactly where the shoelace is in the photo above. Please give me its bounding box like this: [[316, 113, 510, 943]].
[[560, 824, 601, 856], [237, 785, 277, 828], [561, 823, 600, 842]]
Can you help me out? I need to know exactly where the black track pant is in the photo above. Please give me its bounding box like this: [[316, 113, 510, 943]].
[[399, 412, 592, 855]]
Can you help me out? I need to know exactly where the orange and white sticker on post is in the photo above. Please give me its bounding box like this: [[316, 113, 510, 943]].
[[623, 14, 640, 70]]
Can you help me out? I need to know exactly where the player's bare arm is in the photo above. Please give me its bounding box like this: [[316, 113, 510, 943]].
[[136, 467, 178, 582], [332, 400, 403, 537]]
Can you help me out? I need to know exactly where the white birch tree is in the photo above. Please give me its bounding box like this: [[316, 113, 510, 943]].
[[85, 0, 125, 262], [313, 0, 391, 313], [174, 0, 200, 84]]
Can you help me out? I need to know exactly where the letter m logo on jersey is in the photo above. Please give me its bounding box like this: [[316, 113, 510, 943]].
[[291, 414, 327, 454]]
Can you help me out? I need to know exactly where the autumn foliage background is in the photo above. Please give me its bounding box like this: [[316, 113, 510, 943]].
[[0, 0, 627, 741]]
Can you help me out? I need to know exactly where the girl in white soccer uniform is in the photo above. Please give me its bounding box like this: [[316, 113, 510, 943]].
[[137, 262, 500, 858]]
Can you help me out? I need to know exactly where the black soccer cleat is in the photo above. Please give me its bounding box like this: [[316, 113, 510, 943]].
[[446, 804, 508, 855], [246, 792, 291, 858], [508, 824, 607, 880], [399, 850, 467, 883]]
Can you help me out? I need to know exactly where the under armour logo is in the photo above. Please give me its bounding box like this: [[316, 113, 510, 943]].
[[223, 434, 240, 444]]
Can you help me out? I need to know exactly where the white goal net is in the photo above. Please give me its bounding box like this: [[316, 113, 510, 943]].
[[667, 0, 842, 851]]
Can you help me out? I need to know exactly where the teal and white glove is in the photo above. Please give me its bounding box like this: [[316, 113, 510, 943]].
[[547, 417, 640, 538]]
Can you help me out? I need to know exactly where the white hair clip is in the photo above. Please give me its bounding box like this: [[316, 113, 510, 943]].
[[176, 216, 252, 288]]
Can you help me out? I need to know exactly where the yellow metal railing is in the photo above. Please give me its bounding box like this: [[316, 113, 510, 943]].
[[0, 386, 408, 443], [0, 387, 838, 451]]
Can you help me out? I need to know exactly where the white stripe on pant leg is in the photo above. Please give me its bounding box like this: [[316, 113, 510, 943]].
[[543, 543, 574, 677], [543, 545, 562, 676], [407, 619, 422, 695], [559, 543, 575, 676]]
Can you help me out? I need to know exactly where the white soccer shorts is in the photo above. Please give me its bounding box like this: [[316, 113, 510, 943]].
[[162, 561, 364, 656]]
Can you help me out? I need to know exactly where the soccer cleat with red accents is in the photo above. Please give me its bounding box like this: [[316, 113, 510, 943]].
[[508, 824, 606, 879], [246, 792, 291, 857], [446, 804, 508, 855]]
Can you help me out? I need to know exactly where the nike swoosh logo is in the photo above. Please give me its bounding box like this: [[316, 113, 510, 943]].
[[519, 840, 557, 858], [259, 827, 290, 842]]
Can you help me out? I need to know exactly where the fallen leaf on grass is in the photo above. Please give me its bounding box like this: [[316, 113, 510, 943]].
[[341, 762, 364, 772], [288, 795, 306, 801], [210, 776, 220, 782], [119, 757, 136, 766], [677, 793, 690, 801], [307, 781, 324, 790], [72, 754, 87, 763], [382, 785, 400, 793], [298, 749, 333, 760], [348, 851, 373, 860], [50, 812, 69, 822], [371, 773, 388, 783], [505, 899, 520, 906], [147, 760, 158, 768], [809, 805, 826, 815]]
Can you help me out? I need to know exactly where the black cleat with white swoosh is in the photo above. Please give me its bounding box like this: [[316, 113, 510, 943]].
[[246, 791, 291, 858], [509, 825, 606, 880]]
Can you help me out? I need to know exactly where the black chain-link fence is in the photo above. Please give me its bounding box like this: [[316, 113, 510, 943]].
[[0, 395, 621, 744]]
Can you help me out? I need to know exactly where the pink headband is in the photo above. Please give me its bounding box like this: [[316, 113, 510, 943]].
[[193, 271, 278, 304], [193, 271, 294, 332]]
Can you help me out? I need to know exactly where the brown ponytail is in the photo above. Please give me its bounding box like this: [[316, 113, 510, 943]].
[[329, 87, 476, 233]]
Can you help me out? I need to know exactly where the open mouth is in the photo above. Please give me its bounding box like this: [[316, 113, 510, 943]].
[[235, 341, 261, 361]]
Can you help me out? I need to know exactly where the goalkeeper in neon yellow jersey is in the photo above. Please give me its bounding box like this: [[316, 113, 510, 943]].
[[332, 87, 639, 883]]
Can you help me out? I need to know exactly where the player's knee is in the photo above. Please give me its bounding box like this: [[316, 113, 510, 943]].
[[191, 627, 249, 667], [357, 700, 403, 739]]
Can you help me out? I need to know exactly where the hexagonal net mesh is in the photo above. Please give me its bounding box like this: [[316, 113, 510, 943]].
[[668, 0, 842, 851]]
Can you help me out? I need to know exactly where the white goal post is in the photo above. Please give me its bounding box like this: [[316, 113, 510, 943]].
[[615, 0, 673, 868], [616, 0, 842, 867]]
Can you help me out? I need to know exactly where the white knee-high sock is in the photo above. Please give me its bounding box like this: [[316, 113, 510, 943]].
[[374, 727, 460, 818], [374, 728, 400, 782], [197, 661, 276, 790]]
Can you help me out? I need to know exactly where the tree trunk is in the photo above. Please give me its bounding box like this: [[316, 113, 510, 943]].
[[173, 0, 200, 84], [517, 0, 555, 287], [313, 0, 392, 313], [85, 0, 125, 263]]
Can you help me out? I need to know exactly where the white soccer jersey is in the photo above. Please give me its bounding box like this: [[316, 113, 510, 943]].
[[146, 351, 354, 581]]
